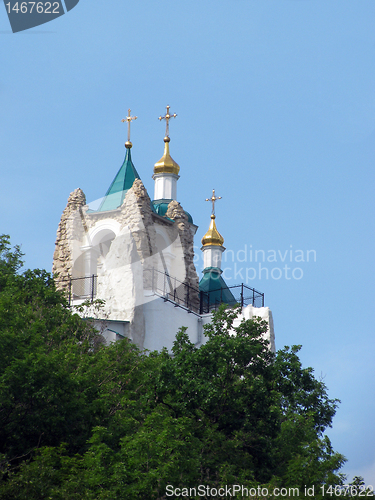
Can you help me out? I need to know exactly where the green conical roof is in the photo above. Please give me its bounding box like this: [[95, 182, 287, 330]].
[[97, 147, 140, 212], [199, 267, 237, 307]]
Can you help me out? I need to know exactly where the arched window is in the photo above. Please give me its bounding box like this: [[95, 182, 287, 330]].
[[92, 229, 116, 259]]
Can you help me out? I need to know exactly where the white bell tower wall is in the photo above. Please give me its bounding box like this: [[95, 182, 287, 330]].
[[202, 244, 225, 270], [153, 172, 179, 201]]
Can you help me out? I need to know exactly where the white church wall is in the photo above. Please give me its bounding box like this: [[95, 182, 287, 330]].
[[143, 297, 203, 352], [233, 305, 276, 352], [87, 295, 275, 354], [191, 307, 275, 352], [154, 226, 175, 274], [153, 222, 189, 286], [96, 226, 144, 325], [142, 301, 275, 353]]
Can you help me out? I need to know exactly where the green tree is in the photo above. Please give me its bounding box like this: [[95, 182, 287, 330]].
[[0, 235, 347, 499], [0, 236, 143, 485]]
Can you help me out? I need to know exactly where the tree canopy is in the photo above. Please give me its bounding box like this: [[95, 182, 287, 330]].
[[0, 234, 359, 499]]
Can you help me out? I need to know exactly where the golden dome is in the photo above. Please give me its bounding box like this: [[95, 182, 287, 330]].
[[201, 215, 224, 247], [153, 137, 180, 176]]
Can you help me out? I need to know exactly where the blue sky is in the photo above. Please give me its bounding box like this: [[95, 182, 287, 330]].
[[1, 0, 374, 485]]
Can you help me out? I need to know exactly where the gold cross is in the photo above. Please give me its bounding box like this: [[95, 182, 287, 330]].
[[121, 109, 137, 143], [159, 105, 177, 138], [206, 189, 222, 215]]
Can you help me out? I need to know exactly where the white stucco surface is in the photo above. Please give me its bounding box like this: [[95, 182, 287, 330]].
[[233, 304, 276, 352], [153, 173, 179, 201], [141, 298, 275, 353], [143, 296, 203, 351], [202, 245, 225, 270]]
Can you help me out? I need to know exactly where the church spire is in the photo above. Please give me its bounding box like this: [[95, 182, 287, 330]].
[[201, 190, 224, 247], [199, 191, 236, 307], [97, 110, 140, 212], [153, 105, 180, 201]]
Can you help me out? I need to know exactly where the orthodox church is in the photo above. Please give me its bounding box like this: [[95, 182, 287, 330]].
[[52, 107, 275, 352]]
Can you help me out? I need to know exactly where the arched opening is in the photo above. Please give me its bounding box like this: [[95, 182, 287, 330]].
[[93, 230, 116, 259], [70, 229, 116, 300], [91, 229, 116, 274]]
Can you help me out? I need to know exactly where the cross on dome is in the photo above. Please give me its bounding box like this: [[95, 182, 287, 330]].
[[159, 105, 177, 140], [121, 109, 137, 148], [205, 189, 222, 215]]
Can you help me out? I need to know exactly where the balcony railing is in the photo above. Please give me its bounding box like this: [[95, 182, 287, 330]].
[[144, 267, 201, 313], [200, 282, 264, 314], [58, 269, 264, 314], [55, 274, 97, 305], [144, 267, 264, 315]]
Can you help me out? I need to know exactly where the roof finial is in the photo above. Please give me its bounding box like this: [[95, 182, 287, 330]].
[[159, 105, 177, 142], [121, 109, 137, 149], [205, 189, 222, 216], [201, 191, 224, 247]]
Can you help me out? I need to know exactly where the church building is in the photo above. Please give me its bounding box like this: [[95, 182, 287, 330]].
[[52, 107, 275, 352]]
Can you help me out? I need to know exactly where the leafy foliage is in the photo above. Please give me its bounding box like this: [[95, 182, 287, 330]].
[[0, 235, 349, 499]]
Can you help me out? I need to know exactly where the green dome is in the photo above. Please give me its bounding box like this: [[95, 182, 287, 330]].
[[151, 200, 193, 224]]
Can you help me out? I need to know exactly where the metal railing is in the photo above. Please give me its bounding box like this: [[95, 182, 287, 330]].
[[200, 283, 264, 314], [58, 275, 97, 305], [145, 268, 264, 315], [144, 267, 201, 313], [58, 270, 264, 314]]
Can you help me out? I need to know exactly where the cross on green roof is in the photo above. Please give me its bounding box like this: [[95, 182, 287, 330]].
[[97, 147, 140, 212]]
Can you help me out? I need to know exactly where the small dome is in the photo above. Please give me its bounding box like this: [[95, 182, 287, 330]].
[[153, 137, 180, 176], [152, 200, 193, 224], [201, 215, 224, 247]]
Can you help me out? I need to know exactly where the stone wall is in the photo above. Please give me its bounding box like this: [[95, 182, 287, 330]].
[[118, 179, 159, 280], [166, 200, 200, 311], [52, 188, 86, 292]]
